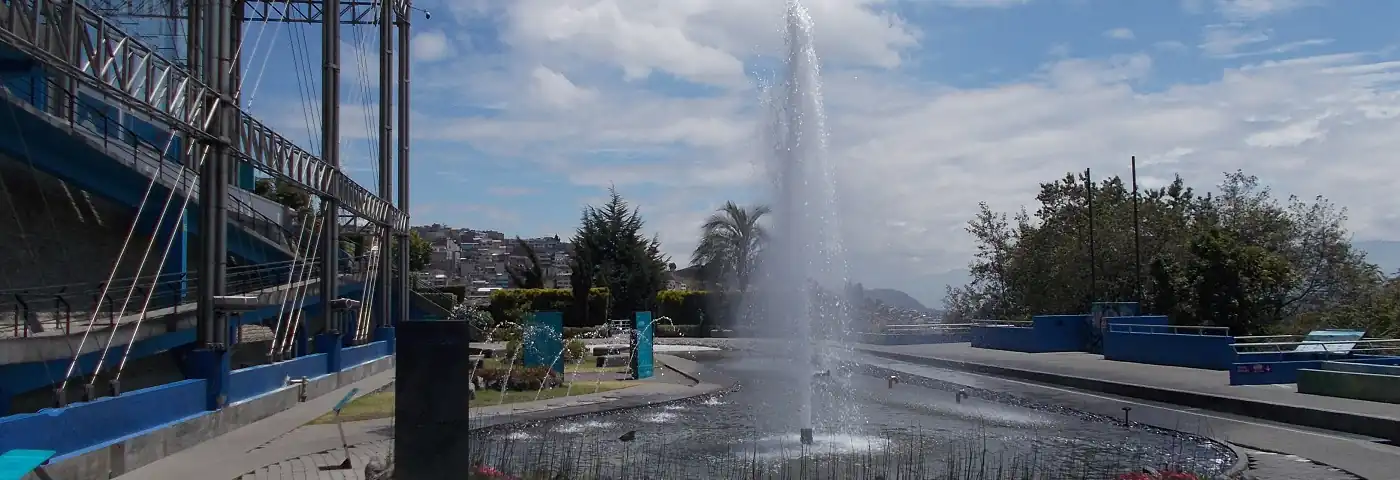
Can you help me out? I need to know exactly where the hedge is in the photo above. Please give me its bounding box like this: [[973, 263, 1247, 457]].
[[486, 289, 737, 330]]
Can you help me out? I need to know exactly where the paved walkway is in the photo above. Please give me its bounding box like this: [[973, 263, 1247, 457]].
[[114, 369, 397, 480]]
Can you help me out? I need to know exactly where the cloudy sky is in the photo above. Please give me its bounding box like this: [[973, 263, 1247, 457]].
[[246, 0, 1400, 306]]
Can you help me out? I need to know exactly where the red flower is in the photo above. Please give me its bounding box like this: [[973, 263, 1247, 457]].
[[1116, 474, 1154, 480]]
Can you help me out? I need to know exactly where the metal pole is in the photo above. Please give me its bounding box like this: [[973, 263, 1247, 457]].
[[320, 0, 343, 337], [396, 2, 412, 325], [191, 0, 213, 347], [1131, 156, 1143, 306], [212, 0, 235, 346], [1086, 167, 1096, 306], [376, 0, 394, 329]]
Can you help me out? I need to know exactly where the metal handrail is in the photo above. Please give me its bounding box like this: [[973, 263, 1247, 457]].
[[2, 254, 372, 336], [1107, 324, 1231, 335], [1231, 338, 1400, 353], [2, 74, 298, 250]]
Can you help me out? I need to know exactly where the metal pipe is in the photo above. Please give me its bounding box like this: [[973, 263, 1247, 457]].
[[396, 1, 412, 326], [1085, 167, 1096, 306], [377, 0, 394, 329], [192, 0, 215, 347], [1130, 156, 1142, 307], [320, 0, 343, 335]]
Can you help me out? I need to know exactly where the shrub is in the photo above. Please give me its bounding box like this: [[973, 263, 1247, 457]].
[[475, 366, 561, 391], [503, 340, 522, 363], [655, 324, 699, 338], [489, 288, 610, 327], [564, 339, 586, 361]]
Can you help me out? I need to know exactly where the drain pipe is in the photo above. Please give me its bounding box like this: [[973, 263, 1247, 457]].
[[286, 376, 311, 402]]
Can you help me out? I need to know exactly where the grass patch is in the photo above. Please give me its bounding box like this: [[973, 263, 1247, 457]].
[[470, 381, 638, 408], [308, 391, 397, 425], [477, 356, 628, 374]]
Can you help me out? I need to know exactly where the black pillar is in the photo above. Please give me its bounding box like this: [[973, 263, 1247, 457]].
[[394, 320, 473, 479]]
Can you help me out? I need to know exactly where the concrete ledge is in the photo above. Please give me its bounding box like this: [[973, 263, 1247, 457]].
[[28, 355, 395, 480], [857, 347, 1400, 444], [1297, 369, 1400, 405], [468, 354, 736, 432]]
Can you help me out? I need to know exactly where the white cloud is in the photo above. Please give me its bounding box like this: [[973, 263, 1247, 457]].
[[1214, 0, 1323, 20], [412, 30, 454, 63], [412, 0, 1400, 305], [1103, 28, 1135, 41], [1200, 23, 1270, 57]]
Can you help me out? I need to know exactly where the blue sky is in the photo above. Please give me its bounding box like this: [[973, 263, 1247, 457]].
[[238, 0, 1400, 306]]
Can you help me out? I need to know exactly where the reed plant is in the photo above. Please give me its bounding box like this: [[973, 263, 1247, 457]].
[[467, 427, 1232, 480]]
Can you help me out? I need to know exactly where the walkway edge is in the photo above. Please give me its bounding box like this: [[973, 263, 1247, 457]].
[[469, 353, 735, 431], [856, 347, 1400, 444]]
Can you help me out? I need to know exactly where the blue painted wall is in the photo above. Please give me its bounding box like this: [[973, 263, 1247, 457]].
[[1230, 356, 1400, 385], [1, 343, 393, 460], [1103, 328, 1236, 370], [1105, 316, 1170, 326], [340, 341, 390, 370], [0, 379, 207, 460], [227, 354, 327, 404], [971, 315, 1087, 353], [860, 332, 970, 345]]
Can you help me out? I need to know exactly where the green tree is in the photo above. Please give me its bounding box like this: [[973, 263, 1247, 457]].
[[570, 188, 669, 318], [691, 201, 769, 292], [507, 237, 550, 288], [253, 177, 311, 212], [390, 231, 432, 272], [945, 169, 1383, 336]]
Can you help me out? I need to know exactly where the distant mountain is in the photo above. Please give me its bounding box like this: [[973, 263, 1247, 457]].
[[864, 288, 931, 312], [1356, 240, 1400, 276]]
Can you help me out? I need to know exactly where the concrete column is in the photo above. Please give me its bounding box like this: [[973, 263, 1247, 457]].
[[185, 347, 230, 410], [314, 332, 343, 374], [395, 320, 472, 479]]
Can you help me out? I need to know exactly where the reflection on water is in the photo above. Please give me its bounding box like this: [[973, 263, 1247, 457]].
[[469, 354, 1235, 479]]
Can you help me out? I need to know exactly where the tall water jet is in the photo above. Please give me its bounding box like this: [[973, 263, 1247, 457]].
[[752, 0, 862, 440]]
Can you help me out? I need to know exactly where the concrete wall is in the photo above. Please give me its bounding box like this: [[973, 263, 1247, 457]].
[[1297, 368, 1400, 404], [0, 155, 167, 326], [8, 355, 394, 480], [1103, 327, 1236, 370], [858, 332, 971, 345]]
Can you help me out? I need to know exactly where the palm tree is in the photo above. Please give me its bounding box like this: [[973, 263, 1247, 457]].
[[691, 201, 770, 292], [507, 237, 551, 288]]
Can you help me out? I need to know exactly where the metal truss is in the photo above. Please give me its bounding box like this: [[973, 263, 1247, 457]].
[[243, 0, 407, 25], [0, 0, 406, 229]]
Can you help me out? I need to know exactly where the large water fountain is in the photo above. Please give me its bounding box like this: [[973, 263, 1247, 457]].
[[751, 0, 862, 443]]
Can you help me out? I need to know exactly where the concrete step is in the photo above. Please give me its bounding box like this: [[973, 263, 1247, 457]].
[[596, 355, 630, 368]]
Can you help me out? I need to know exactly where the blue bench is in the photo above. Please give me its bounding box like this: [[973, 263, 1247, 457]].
[[0, 449, 55, 480]]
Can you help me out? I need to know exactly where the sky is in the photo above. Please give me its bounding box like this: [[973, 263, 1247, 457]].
[[237, 0, 1400, 307]]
